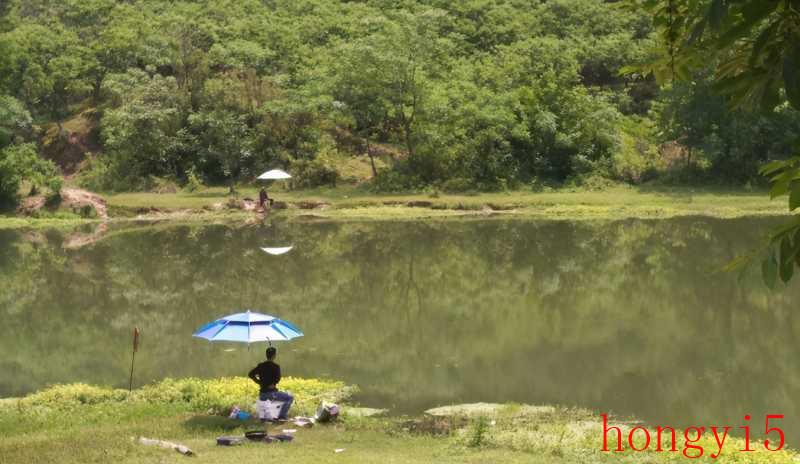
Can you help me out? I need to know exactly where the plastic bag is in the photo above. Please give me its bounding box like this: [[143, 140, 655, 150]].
[[314, 402, 340, 423], [255, 399, 283, 421]]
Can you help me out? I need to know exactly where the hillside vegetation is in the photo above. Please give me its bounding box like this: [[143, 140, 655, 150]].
[[1, 0, 799, 208]]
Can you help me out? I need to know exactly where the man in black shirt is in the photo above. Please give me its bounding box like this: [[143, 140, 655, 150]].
[[258, 188, 273, 209], [249, 346, 294, 420]]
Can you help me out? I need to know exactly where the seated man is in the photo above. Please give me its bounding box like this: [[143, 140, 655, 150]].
[[248, 346, 293, 420], [259, 188, 274, 208]]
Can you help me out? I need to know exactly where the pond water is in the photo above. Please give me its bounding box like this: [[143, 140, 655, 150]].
[[1, 217, 799, 442]]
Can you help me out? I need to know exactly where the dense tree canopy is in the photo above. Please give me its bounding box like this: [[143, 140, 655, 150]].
[[0, 0, 798, 200], [0, 94, 60, 206], [629, 0, 800, 284]]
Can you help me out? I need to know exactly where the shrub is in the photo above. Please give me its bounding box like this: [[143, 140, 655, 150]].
[[147, 176, 178, 194], [79, 156, 180, 193], [529, 178, 557, 192], [77, 155, 118, 192], [290, 158, 339, 188], [183, 168, 204, 192], [468, 416, 490, 447], [16, 383, 130, 411], [438, 177, 474, 193], [369, 169, 419, 192], [7, 377, 355, 417], [612, 118, 662, 183], [566, 173, 620, 191], [0, 143, 62, 207]]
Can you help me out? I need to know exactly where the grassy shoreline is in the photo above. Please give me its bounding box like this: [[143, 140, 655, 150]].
[[0, 186, 794, 229], [1, 379, 798, 463]]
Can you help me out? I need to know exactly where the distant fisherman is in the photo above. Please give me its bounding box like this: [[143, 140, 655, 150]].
[[259, 188, 273, 208]]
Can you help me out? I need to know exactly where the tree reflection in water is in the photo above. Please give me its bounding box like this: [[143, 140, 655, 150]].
[[0, 217, 799, 441]]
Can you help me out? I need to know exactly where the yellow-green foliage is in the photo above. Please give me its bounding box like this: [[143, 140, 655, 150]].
[[612, 118, 661, 183], [10, 376, 354, 417], [135, 376, 354, 415], [15, 383, 129, 409]]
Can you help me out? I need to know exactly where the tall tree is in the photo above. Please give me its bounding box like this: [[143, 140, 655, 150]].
[[101, 70, 187, 188], [327, 10, 449, 177], [188, 110, 254, 194], [0, 23, 94, 119], [0, 96, 32, 149]]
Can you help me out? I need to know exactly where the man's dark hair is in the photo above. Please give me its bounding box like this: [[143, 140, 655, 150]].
[[266, 346, 277, 360]]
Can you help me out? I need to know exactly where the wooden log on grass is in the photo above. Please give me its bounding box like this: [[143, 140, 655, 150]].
[[137, 437, 194, 456]]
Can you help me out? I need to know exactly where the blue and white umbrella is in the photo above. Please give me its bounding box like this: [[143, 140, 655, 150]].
[[193, 310, 303, 344]]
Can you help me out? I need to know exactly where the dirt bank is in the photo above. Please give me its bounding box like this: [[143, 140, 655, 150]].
[[16, 187, 108, 220]]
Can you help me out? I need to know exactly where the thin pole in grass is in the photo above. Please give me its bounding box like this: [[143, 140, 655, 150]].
[[129, 327, 140, 392]]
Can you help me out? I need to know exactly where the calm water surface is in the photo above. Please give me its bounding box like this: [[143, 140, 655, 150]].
[[1, 217, 799, 441]]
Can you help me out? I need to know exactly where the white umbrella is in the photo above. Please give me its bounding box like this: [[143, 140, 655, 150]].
[[257, 169, 291, 180], [261, 246, 293, 256]]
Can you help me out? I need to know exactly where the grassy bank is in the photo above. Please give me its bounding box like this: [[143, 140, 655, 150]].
[[0, 186, 792, 229], [0, 186, 787, 228], [1, 378, 796, 463], [107, 185, 789, 219]]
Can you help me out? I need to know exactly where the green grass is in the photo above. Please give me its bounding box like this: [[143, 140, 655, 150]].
[[0, 410, 542, 464], [107, 185, 790, 219], [1, 185, 793, 229], [1, 380, 797, 463], [0, 214, 102, 229]]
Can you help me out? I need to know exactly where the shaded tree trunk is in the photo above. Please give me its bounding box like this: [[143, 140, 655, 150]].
[[685, 146, 693, 181], [92, 72, 105, 105], [402, 120, 415, 159], [366, 140, 377, 177]]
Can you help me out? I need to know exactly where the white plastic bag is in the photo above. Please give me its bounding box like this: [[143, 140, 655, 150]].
[[314, 402, 340, 423], [255, 400, 283, 421]]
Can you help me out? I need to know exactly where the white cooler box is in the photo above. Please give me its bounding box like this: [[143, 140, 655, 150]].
[[255, 400, 284, 421]]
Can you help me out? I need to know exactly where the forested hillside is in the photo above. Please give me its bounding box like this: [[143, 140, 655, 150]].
[[1, 0, 799, 205]]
